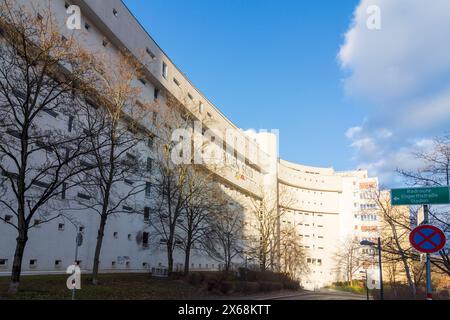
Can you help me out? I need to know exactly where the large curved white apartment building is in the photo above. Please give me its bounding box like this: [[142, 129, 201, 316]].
[[0, 0, 379, 289]]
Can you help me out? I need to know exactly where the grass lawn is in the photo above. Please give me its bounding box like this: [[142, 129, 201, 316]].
[[328, 283, 366, 295], [0, 273, 214, 300]]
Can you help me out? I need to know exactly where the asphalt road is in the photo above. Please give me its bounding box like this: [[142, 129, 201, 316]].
[[266, 289, 367, 300]]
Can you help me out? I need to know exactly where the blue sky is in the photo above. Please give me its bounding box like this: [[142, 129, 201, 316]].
[[123, 1, 450, 187], [123, 0, 362, 170]]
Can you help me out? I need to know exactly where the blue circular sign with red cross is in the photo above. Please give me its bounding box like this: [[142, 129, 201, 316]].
[[409, 225, 446, 253]]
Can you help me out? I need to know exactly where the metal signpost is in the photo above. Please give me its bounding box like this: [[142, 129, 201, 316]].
[[72, 232, 83, 301], [391, 187, 449, 300]]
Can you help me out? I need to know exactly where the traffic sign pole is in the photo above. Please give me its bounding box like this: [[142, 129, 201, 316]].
[[423, 205, 432, 300]]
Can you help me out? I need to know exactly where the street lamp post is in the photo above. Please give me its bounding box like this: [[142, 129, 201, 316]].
[[360, 237, 384, 300]]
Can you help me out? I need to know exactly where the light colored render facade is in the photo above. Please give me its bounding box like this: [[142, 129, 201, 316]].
[[0, 0, 379, 288]]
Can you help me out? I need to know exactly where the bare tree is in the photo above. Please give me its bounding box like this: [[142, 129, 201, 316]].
[[248, 185, 294, 271], [204, 189, 245, 272], [279, 224, 308, 280], [149, 95, 202, 275], [73, 50, 153, 284], [333, 237, 362, 285], [397, 133, 450, 275], [178, 173, 215, 275], [0, 1, 96, 293], [371, 190, 416, 295]]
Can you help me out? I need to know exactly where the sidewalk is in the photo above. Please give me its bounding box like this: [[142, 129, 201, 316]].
[[227, 289, 308, 300]]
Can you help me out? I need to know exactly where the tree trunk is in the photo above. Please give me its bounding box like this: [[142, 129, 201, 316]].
[[167, 243, 174, 275], [92, 213, 108, 285], [9, 233, 28, 294], [184, 246, 191, 276]]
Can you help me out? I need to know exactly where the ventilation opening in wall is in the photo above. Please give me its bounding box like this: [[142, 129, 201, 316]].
[[146, 48, 155, 60]]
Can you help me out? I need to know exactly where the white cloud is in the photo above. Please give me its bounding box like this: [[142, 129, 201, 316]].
[[345, 126, 362, 139], [340, 0, 450, 186]]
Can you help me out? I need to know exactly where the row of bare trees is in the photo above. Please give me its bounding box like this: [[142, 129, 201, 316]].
[[0, 1, 309, 295]]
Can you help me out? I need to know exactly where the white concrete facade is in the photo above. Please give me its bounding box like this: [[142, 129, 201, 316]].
[[0, 0, 379, 288]]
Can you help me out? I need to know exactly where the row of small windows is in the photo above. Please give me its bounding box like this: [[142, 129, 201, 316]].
[[306, 258, 323, 266], [0, 258, 153, 269], [360, 203, 377, 210], [359, 214, 378, 221], [299, 234, 325, 239]]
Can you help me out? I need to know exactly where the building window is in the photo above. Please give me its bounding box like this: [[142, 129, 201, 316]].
[[113, 8, 118, 17], [113, 232, 118, 239], [126, 261, 130, 268], [123, 206, 133, 212], [145, 182, 151, 197], [77, 193, 91, 200], [173, 78, 180, 87], [68, 116, 74, 132], [29, 259, 38, 267], [188, 93, 193, 101], [112, 261, 116, 268], [154, 88, 159, 101], [144, 207, 150, 222], [139, 78, 147, 85], [146, 47, 155, 59], [147, 158, 153, 172], [142, 232, 149, 247], [84, 23, 90, 31], [0, 259, 8, 267], [102, 38, 109, 47], [199, 102, 204, 114], [58, 223, 65, 231], [55, 260, 62, 268], [128, 234, 132, 241], [62, 183, 67, 200], [79, 226, 85, 233], [6, 129, 21, 139], [162, 62, 168, 79]]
